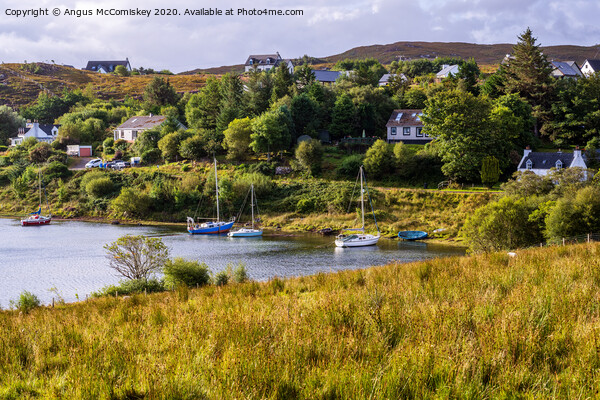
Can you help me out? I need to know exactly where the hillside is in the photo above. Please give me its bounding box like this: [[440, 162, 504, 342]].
[[0, 63, 209, 109], [2, 242, 600, 397]]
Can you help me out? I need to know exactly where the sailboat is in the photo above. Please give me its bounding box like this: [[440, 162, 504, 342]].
[[21, 169, 52, 226], [228, 183, 263, 238], [335, 165, 380, 248], [187, 159, 235, 234]]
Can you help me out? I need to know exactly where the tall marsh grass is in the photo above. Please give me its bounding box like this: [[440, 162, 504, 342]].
[[2, 243, 600, 397]]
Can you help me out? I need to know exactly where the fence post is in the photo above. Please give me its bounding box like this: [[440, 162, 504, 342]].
[[562, 238, 565, 246], [588, 233, 591, 243], [116, 291, 118, 298], [145, 288, 147, 296], [52, 298, 54, 308], [540, 243, 543, 248]]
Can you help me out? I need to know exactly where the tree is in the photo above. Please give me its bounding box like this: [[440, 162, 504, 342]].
[[295, 63, 316, 90], [158, 131, 188, 161], [244, 70, 272, 117], [223, 117, 253, 161], [295, 139, 323, 175], [503, 28, 553, 136], [480, 156, 500, 188], [250, 107, 292, 160], [133, 128, 161, 155], [545, 186, 600, 241], [329, 94, 357, 140], [363, 139, 394, 177], [393, 142, 416, 178], [179, 135, 206, 161], [143, 77, 180, 111], [456, 58, 480, 95], [0, 105, 25, 145], [104, 235, 169, 281], [185, 76, 221, 130], [216, 73, 245, 133], [114, 65, 130, 77], [28, 142, 53, 163], [271, 63, 294, 104], [290, 94, 319, 139]]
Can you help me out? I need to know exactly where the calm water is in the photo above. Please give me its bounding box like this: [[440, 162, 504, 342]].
[[0, 218, 465, 306]]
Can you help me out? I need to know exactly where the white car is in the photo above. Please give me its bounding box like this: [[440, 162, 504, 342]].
[[85, 158, 103, 168]]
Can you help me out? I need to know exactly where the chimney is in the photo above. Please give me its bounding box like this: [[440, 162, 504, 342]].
[[524, 145, 532, 157], [574, 145, 581, 159]]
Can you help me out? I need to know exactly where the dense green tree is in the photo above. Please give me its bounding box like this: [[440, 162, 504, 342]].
[[250, 107, 292, 160], [480, 156, 500, 187], [216, 73, 245, 134], [545, 186, 600, 241], [244, 70, 273, 117], [456, 58, 480, 95], [295, 139, 323, 175], [503, 28, 553, 136], [21, 91, 87, 123], [179, 135, 206, 161], [132, 128, 161, 156], [185, 76, 221, 131], [329, 94, 357, 140], [363, 139, 394, 177], [114, 65, 130, 77], [58, 117, 106, 144], [393, 142, 416, 178], [223, 117, 253, 161], [158, 131, 189, 161], [402, 88, 428, 109], [290, 94, 319, 139], [0, 105, 25, 145], [104, 235, 169, 280], [295, 63, 316, 90], [480, 68, 506, 99], [270, 63, 294, 104], [143, 77, 180, 111], [28, 142, 53, 163]]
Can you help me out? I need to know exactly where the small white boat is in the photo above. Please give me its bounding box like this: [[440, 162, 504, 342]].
[[21, 169, 52, 227], [335, 165, 380, 248], [228, 183, 262, 238]]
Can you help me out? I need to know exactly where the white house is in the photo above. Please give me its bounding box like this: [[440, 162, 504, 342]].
[[580, 60, 600, 77], [517, 147, 587, 176], [83, 59, 132, 74], [378, 73, 407, 86], [435, 64, 459, 82], [385, 109, 432, 144], [244, 53, 293, 73], [10, 122, 59, 146], [114, 115, 186, 142]]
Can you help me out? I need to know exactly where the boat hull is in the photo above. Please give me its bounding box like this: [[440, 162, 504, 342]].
[[188, 221, 234, 234], [335, 234, 380, 248], [398, 231, 428, 241], [228, 229, 263, 238], [21, 216, 51, 226]]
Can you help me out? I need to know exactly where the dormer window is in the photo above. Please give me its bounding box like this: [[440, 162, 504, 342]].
[[556, 160, 563, 169], [526, 160, 532, 170]]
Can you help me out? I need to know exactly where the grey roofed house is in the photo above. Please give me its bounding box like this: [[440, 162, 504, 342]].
[[84, 59, 131, 73], [551, 61, 582, 78], [10, 122, 59, 146], [436, 64, 460, 80], [378, 73, 407, 86], [517, 148, 587, 177], [312, 70, 343, 84], [114, 115, 186, 142], [244, 52, 293, 73]]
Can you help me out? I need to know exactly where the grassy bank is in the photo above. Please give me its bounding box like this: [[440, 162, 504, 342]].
[[2, 242, 600, 398]]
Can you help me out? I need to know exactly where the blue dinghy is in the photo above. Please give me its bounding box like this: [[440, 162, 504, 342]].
[[398, 230, 428, 241]]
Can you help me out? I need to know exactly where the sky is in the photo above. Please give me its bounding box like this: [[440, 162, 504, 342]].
[[0, 0, 599, 73]]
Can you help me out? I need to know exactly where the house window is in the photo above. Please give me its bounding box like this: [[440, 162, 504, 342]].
[[416, 127, 423, 137], [556, 160, 563, 169], [403, 127, 410, 136], [391, 127, 397, 135], [526, 160, 532, 170], [120, 131, 124, 139]]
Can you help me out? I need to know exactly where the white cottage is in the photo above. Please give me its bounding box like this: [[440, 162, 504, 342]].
[[385, 109, 432, 144], [244, 53, 294, 73], [10, 122, 59, 146], [517, 147, 587, 176], [114, 115, 186, 142], [580, 60, 600, 77]]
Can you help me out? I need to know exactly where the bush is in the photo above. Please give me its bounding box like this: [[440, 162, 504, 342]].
[[336, 154, 364, 178], [163, 258, 211, 288], [0, 156, 10, 167], [111, 188, 151, 217], [295, 139, 323, 175], [103, 137, 114, 153], [92, 279, 165, 297], [85, 176, 114, 198], [249, 161, 276, 176], [142, 148, 162, 165], [214, 271, 229, 286], [363, 139, 394, 178], [10, 290, 41, 313], [43, 161, 71, 181], [231, 263, 249, 283], [181, 164, 191, 172], [28, 142, 53, 163]]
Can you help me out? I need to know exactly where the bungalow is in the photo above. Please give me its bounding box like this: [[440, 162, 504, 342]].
[[551, 61, 582, 78], [83, 59, 131, 74], [10, 122, 60, 146], [378, 73, 407, 86], [517, 147, 587, 176], [385, 109, 432, 144], [435, 64, 459, 82], [580, 59, 600, 77], [244, 53, 293, 73], [114, 115, 186, 142], [312, 70, 348, 85]]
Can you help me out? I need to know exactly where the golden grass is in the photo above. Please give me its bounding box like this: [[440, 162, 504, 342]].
[[3, 242, 600, 397]]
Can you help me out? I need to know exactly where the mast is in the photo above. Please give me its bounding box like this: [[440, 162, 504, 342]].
[[38, 169, 42, 207], [360, 165, 365, 231], [251, 184, 255, 230], [214, 158, 220, 222]]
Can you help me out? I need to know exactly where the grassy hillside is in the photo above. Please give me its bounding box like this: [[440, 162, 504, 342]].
[[0, 63, 209, 109], [2, 242, 600, 397]]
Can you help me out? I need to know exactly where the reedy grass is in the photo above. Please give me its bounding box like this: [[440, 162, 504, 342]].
[[3, 243, 600, 398]]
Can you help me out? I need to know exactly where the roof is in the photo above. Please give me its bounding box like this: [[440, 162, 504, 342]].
[[23, 123, 53, 139], [551, 61, 582, 77], [518, 152, 574, 170], [378, 73, 407, 84], [116, 116, 168, 130], [245, 54, 283, 66], [84, 60, 130, 72], [25, 122, 59, 136], [312, 70, 342, 82], [386, 109, 424, 127], [583, 59, 600, 72], [436, 64, 459, 78]]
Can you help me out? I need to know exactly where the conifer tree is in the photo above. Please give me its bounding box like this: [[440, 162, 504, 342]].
[[271, 63, 294, 104]]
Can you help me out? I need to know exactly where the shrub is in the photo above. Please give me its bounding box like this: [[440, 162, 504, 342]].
[[142, 148, 162, 165], [181, 164, 191, 172], [231, 263, 249, 283], [336, 154, 364, 178], [0, 156, 11, 167], [111, 188, 151, 217], [85, 176, 114, 198], [163, 258, 211, 288], [43, 161, 71, 181], [28, 142, 53, 163], [295, 139, 323, 175], [249, 161, 276, 176], [92, 279, 165, 297], [10, 290, 41, 313], [363, 139, 394, 178], [214, 271, 229, 286]]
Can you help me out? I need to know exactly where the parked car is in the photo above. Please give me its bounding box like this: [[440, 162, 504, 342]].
[[103, 161, 116, 169], [85, 158, 103, 168], [114, 161, 131, 170]]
